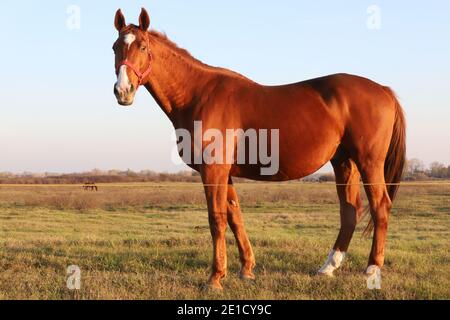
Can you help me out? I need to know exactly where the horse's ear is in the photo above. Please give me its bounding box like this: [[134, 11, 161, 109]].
[[139, 8, 150, 31], [114, 9, 126, 32]]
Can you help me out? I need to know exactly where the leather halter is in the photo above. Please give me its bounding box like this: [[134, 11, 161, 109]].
[[117, 42, 153, 87]]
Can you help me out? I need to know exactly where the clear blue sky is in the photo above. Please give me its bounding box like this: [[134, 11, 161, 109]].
[[0, 1, 449, 173]]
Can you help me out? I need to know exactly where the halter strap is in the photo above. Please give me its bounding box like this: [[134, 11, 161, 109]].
[[117, 50, 153, 87]]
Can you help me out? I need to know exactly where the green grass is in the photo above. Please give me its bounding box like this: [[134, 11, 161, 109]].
[[0, 183, 449, 300]]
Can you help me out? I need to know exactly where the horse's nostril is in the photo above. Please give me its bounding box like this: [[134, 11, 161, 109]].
[[114, 86, 119, 96], [130, 85, 135, 93]]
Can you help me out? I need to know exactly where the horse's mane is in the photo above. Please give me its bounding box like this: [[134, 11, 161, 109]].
[[148, 29, 252, 81], [149, 30, 197, 62]]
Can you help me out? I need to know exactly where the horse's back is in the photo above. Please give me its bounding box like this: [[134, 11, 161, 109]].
[[257, 73, 396, 136], [265, 73, 392, 108]]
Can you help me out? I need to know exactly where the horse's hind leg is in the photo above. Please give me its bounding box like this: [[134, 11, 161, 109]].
[[358, 163, 392, 274], [227, 177, 256, 280], [318, 156, 363, 276]]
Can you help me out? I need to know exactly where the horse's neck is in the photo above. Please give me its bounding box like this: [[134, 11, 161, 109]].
[[144, 38, 216, 121]]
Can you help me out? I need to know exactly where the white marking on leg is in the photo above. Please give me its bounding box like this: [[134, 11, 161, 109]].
[[318, 250, 346, 277], [365, 264, 380, 275]]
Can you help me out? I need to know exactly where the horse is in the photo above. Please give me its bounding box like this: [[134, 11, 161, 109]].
[[83, 183, 98, 192], [112, 8, 406, 290]]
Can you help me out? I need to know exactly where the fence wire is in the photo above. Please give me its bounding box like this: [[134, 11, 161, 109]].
[[0, 182, 449, 188]]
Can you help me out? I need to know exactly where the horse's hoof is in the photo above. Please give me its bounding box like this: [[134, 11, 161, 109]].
[[240, 272, 256, 281]]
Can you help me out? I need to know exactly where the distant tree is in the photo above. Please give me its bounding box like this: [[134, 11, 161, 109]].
[[406, 158, 425, 174], [125, 169, 138, 177], [319, 174, 335, 182], [107, 170, 121, 176], [90, 169, 105, 176], [429, 162, 447, 178], [0, 172, 14, 178]]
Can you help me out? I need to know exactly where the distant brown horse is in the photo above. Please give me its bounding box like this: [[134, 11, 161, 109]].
[[83, 183, 98, 192], [112, 8, 406, 289]]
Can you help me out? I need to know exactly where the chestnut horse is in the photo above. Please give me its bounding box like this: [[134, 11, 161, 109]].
[[112, 8, 406, 289]]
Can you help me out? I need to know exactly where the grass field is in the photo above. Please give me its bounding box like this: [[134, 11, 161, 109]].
[[0, 182, 449, 300]]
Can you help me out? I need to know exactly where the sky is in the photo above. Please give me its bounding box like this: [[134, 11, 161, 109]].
[[0, 1, 449, 173]]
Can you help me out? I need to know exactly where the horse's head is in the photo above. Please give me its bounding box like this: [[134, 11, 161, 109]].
[[112, 8, 152, 106]]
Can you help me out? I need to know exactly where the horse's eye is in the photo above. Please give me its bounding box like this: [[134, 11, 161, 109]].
[[141, 46, 147, 52]]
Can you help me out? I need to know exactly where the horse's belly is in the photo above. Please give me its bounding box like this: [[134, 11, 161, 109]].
[[230, 137, 340, 182]]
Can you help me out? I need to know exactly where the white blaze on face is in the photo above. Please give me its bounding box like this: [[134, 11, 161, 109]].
[[116, 65, 130, 92], [115, 34, 136, 93], [124, 33, 136, 49]]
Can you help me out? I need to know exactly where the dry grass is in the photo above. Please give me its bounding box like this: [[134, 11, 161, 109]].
[[0, 182, 449, 300]]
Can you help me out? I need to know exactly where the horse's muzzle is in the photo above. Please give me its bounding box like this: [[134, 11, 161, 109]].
[[114, 85, 135, 106]]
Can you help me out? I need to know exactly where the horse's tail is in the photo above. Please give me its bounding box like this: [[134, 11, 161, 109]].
[[382, 87, 407, 203], [364, 87, 406, 234]]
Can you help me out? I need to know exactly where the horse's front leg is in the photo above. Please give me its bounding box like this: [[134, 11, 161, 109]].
[[201, 165, 230, 290]]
